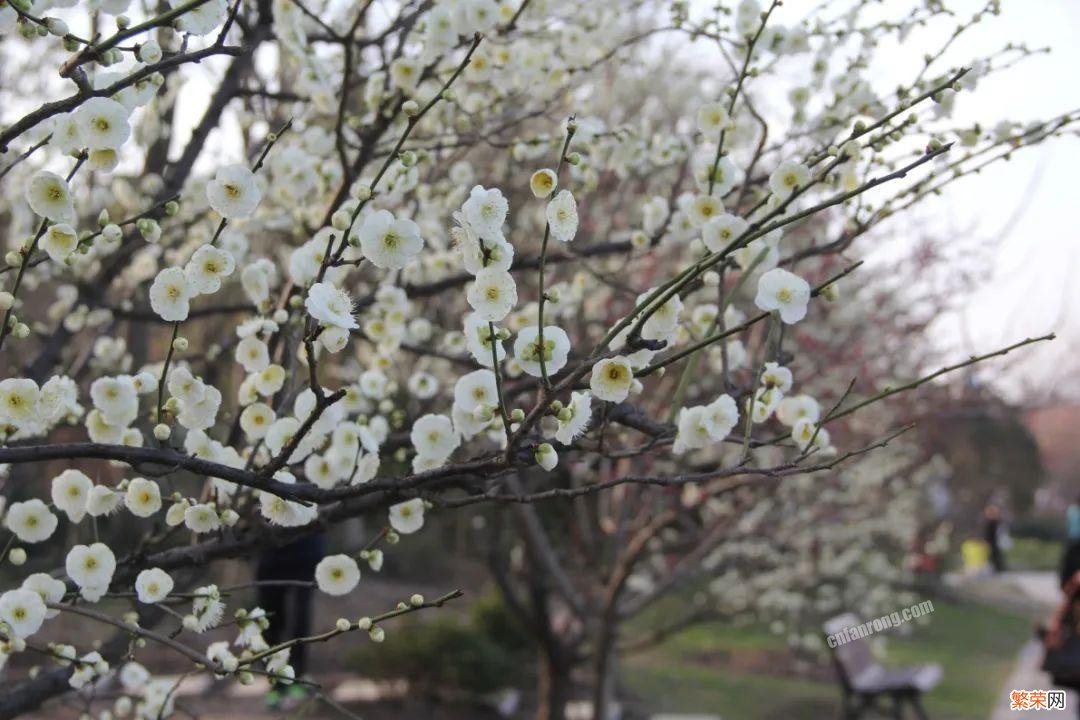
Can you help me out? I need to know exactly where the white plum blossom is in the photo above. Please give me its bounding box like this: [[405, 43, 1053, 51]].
[[755, 268, 811, 324], [21, 573, 65, 619], [546, 189, 578, 242], [40, 223, 79, 263], [768, 159, 812, 199], [589, 356, 634, 403], [461, 185, 509, 239], [305, 281, 358, 329], [358, 209, 424, 269], [185, 245, 236, 295], [389, 498, 425, 534], [51, 469, 93, 523], [65, 542, 117, 593], [149, 267, 194, 322], [701, 213, 749, 253], [314, 554, 361, 596], [554, 391, 592, 445], [777, 394, 821, 427], [4, 499, 58, 544], [125, 477, 162, 518], [207, 164, 262, 219], [135, 568, 174, 604], [466, 268, 518, 321], [171, 0, 228, 35], [0, 589, 47, 639], [463, 312, 506, 366], [0, 379, 40, 426], [514, 326, 571, 377], [410, 413, 460, 464], [26, 171, 75, 222], [74, 97, 131, 151]]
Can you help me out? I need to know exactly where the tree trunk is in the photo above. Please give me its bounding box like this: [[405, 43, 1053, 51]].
[[536, 645, 572, 720], [590, 624, 618, 720]]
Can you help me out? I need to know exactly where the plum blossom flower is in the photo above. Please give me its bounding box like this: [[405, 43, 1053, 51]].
[[0, 379, 40, 425], [65, 542, 117, 593], [171, 0, 228, 35], [0, 589, 47, 638], [768, 159, 811, 199], [149, 267, 194, 322], [4, 499, 58, 544], [410, 413, 460, 464], [125, 477, 162, 518], [358, 209, 424, 269], [305, 281, 357, 330], [589, 356, 634, 403], [314, 554, 360, 596], [466, 268, 517, 321], [755, 268, 811, 324], [546, 189, 578, 242], [74, 97, 131, 151], [185, 245, 236, 295], [51, 469, 93, 523], [40, 223, 79, 263], [513, 325, 571, 377], [554, 391, 592, 445], [462, 185, 509, 239], [135, 568, 174, 604], [26, 171, 75, 222], [207, 164, 262, 219], [389, 498, 425, 534]]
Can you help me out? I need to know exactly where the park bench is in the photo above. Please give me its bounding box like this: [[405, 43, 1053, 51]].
[[824, 613, 942, 719]]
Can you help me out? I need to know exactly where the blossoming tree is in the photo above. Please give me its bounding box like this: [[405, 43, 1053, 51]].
[[0, 0, 1073, 717]]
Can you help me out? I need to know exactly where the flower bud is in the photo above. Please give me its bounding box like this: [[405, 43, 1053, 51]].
[[172, 337, 188, 352], [45, 17, 68, 36], [331, 210, 351, 231], [153, 424, 171, 441], [535, 443, 558, 471], [369, 626, 385, 642], [8, 547, 27, 565], [402, 99, 420, 117], [409, 594, 424, 607], [335, 618, 351, 632], [530, 168, 557, 198], [510, 408, 525, 423]]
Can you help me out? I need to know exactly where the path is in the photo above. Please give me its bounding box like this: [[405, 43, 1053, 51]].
[[950, 571, 1075, 720]]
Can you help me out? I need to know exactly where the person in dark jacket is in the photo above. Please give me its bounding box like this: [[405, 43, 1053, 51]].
[[983, 505, 1005, 574], [256, 533, 325, 708], [1060, 494, 1080, 589]]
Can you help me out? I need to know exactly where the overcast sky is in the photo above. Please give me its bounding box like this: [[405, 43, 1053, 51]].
[[681, 0, 1080, 401]]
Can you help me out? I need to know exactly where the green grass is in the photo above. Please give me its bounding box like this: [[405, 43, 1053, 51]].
[[625, 597, 1032, 720], [1007, 537, 1061, 572]]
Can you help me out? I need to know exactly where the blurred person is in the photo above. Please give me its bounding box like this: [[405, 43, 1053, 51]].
[[961, 536, 990, 576], [1061, 494, 1080, 588], [1041, 569, 1080, 717], [983, 505, 1007, 574], [257, 533, 325, 710]]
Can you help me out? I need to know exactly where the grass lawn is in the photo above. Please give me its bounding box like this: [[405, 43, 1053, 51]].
[[625, 597, 1032, 719], [1008, 537, 1062, 572]]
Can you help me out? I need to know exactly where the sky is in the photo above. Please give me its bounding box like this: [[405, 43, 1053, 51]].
[[864, 1, 1080, 402], [684, 0, 1080, 401]]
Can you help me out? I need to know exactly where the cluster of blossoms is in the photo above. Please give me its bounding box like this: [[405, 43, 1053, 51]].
[[0, 0, 1070, 714]]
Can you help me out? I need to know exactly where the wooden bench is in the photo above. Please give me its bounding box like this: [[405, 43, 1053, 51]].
[[824, 613, 942, 719]]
